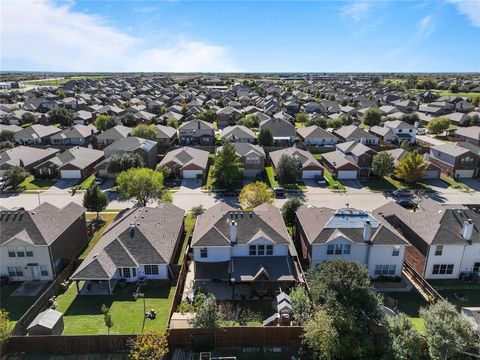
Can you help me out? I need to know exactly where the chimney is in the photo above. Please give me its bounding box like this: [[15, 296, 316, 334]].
[[363, 221, 372, 242], [230, 220, 237, 244], [463, 219, 474, 241], [129, 223, 135, 237]]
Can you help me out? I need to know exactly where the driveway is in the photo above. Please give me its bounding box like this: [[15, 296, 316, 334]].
[[44, 179, 78, 193], [179, 179, 203, 191], [460, 178, 480, 191]]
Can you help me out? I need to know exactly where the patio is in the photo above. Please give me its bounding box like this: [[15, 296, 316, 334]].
[[11, 281, 49, 296], [76, 280, 118, 295]]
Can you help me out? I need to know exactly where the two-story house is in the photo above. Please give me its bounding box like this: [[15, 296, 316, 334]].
[[191, 203, 299, 299], [296, 206, 409, 277], [335, 140, 377, 178], [383, 120, 416, 145], [429, 142, 479, 178], [179, 119, 215, 146], [259, 118, 296, 146], [216, 106, 243, 128], [96, 125, 132, 148], [220, 125, 256, 143], [334, 125, 380, 145], [216, 143, 265, 178], [13, 125, 62, 145]]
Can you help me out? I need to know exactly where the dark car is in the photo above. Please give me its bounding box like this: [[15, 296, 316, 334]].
[[395, 198, 416, 208], [95, 175, 105, 185], [392, 189, 414, 198], [273, 187, 285, 197], [315, 176, 327, 187]]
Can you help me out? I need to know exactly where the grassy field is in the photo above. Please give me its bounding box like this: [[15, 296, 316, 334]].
[[24, 75, 111, 87], [19, 176, 55, 191], [220, 300, 275, 327], [55, 282, 176, 335], [408, 89, 480, 98], [79, 213, 119, 260], [323, 169, 345, 191], [384, 290, 428, 332]]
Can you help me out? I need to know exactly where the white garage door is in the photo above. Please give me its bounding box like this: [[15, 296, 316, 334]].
[[337, 170, 357, 179], [455, 170, 474, 178], [183, 170, 203, 179], [302, 170, 323, 179], [60, 170, 82, 179]]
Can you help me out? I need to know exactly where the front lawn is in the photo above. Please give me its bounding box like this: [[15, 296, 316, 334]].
[[265, 167, 306, 191], [440, 175, 472, 192], [79, 213, 119, 260], [361, 178, 397, 192], [384, 176, 431, 190], [323, 169, 345, 191], [19, 176, 55, 191], [55, 281, 176, 335], [73, 175, 95, 191]]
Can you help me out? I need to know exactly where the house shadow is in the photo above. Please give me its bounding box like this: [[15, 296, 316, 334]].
[[427, 191, 447, 204], [460, 179, 480, 191]]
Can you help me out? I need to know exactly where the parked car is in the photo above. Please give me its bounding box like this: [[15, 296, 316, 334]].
[[392, 189, 414, 198], [95, 175, 105, 185], [417, 128, 429, 135], [315, 176, 327, 187], [273, 187, 285, 197]]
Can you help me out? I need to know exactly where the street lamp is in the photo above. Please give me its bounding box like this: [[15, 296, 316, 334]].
[[37, 191, 41, 206], [133, 288, 146, 333]]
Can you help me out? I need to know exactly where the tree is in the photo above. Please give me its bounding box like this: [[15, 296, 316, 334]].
[[303, 309, 339, 360], [290, 285, 311, 325], [307, 260, 383, 358], [426, 116, 450, 135], [83, 181, 108, 219], [258, 128, 273, 146], [400, 139, 410, 151], [239, 181, 274, 209], [237, 114, 259, 129], [384, 313, 425, 360], [107, 153, 144, 175], [449, 84, 459, 93], [327, 118, 343, 130], [420, 300, 479, 360], [101, 304, 113, 334], [401, 113, 419, 126], [0, 309, 13, 341], [132, 124, 157, 141], [395, 151, 428, 183], [0, 130, 15, 142], [48, 107, 74, 126], [372, 152, 396, 178], [295, 112, 309, 125], [196, 110, 216, 123], [95, 114, 118, 131], [155, 163, 171, 179], [471, 95, 479, 107], [275, 154, 300, 185], [364, 108, 383, 127], [306, 117, 328, 128], [416, 77, 437, 90], [117, 168, 169, 206], [281, 197, 302, 227], [212, 142, 243, 186], [21, 112, 35, 125], [166, 117, 179, 129], [189, 293, 222, 328], [5, 166, 29, 189], [128, 329, 169, 360]]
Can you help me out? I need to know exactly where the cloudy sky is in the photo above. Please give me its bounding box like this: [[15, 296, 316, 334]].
[[1, 0, 479, 72]]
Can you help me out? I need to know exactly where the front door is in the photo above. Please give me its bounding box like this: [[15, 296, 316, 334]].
[[31, 266, 40, 280]]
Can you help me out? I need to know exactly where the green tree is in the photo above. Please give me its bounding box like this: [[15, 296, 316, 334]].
[[306, 117, 328, 128], [416, 77, 437, 90], [327, 118, 343, 130], [237, 114, 259, 129], [290, 285, 312, 325], [303, 309, 339, 360], [117, 168, 169, 206], [258, 128, 273, 146], [107, 153, 144, 175], [196, 110, 216, 123], [471, 95, 479, 107], [295, 112, 309, 125], [384, 313, 425, 360], [166, 117, 179, 129], [132, 124, 157, 141], [449, 84, 459, 93], [275, 154, 300, 185], [395, 151, 428, 183], [155, 163, 171, 179], [189, 294, 222, 328], [212, 142, 243, 186], [426, 116, 450, 135], [400, 139, 410, 151], [239, 181, 273, 209], [128, 329, 169, 360], [401, 113, 419, 126], [83, 181, 108, 219], [21, 112, 35, 125], [101, 304, 113, 334], [420, 300, 479, 360], [48, 107, 74, 126], [95, 114, 117, 131], [5, 166, 29, 189], [364, 108, 383, 127], [0, 309, 13, 341], [0, 130, 15, 142], [281, 197, 302, 227], [372, 152, 396, 178]]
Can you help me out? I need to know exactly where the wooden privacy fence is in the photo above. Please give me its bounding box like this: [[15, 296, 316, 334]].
[[403, 260, 444, 302]]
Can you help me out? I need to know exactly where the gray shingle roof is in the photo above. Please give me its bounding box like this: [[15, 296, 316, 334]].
[[160, 146, 209, 170]]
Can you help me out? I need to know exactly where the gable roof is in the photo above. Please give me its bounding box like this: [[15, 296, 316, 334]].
[[160, 146, 209, 170], [50, 125, 97, 140], [269, 147, 322, 170], [0, 146, 60, 168], [221, 125, 256, 140], [297, 125, 338, 140], [96, 125, 131, 141], [334, 125, 378, 141]]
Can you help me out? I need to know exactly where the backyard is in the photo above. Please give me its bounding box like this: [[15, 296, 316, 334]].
[[384, 289, 428, 332], [219, 300, 276, 327], [55, 281, 176, 335]]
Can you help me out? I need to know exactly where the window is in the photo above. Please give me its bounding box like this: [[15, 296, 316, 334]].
[[40, 265, 48, 276], [327, 244, 351, 255], [473, 263, 480, 273], [26, 247, 34, 257], [375, 265, 396, 276], [246, 157, 260, 165], [200, 248, 208, 258], [132, 268, 137, 277], [432, 264, 454, 275], [122, 268, 131, 278], [266, 245, 273, 255], [14, 266, 23, 277], [16, 247, 25, 257], [249, 245, 256, 256], [327, 244, 334, 255], [144, 265, 159, 275], [435, 245, 443, 256], [7, 247, 16, 257], [258, 245, 265, 256], [343, 244, 351, 255], [392, 247, 400, 257], [335, 244, 343, 255], [7, 267, 16, 277]]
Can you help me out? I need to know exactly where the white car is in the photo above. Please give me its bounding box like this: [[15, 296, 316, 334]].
[[417, 128, 429, 135]]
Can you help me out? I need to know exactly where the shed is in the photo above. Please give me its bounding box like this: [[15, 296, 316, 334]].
[[27, 309, 64, 335]]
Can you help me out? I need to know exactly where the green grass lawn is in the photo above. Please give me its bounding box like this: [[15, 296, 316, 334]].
[[19, 176, 55, 191], [79, 213, 118, 260], [264, 167, 305, 191], [440, 175, 472, 191], [73, 175, 95, 191], [294, 121, 305, 128], [55, 282, 176, 335], [361, 178, 397, 192], [323, 169, 345, 191], [174, 213, 196, 265], [384, 176, 431, 190], [220, 300, 275, 327], [384, 290, 428, 333], [313, 154, 323, 160]]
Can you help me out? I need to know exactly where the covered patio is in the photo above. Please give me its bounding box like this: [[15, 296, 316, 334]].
[[74, 279, 118, 295]]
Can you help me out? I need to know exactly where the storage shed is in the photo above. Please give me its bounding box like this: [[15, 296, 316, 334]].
[[27, 309, 64, 335]]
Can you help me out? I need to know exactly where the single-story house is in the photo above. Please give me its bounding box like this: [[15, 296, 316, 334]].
[[269, 147, 323, 179], [159, 146, 209, 179]]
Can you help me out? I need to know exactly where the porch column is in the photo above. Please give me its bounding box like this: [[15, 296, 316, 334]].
[[75, 280, 79, 294]]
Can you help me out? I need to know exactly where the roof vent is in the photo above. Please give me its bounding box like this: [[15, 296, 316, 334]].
[[463, 219, 474, 241]]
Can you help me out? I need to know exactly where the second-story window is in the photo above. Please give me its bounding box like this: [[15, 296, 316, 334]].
[[435, 245, 443, 256], [8, 247, 16, 257], [200, 248, 208, 258], [17, 247, 25, 257], [258, 245, 265, 256], [266, 245, 273, 255], [26, 247, 34, 257], [249, 245, 256, 256], [392, 247, 400, 256]]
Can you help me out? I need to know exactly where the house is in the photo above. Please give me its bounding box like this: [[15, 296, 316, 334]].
[[304, 102, 322, 113], [383, 149, 440, 179], [191, 203, 299, 299], [96, 125, 132, 148], [369, 126, 396, 144], [103, 137, 158, 168], [0, 146, 60, 177], [383, 120, 416, 144], [321, 151, 360, 179], [296, 206, 409, 277], [259, 118, 296, 146], [27, 309, 64, 336], [454, 126, 480, 145], [375, 200, 480, 279], [335, 140, 377, 178], [159, 146, 209, 179], [35, 147, 104, 179], [269, 147, 323, 179], [0, 202, 87, 281], [429, 142, 479, 178], [49, 125, 98, 146], [216, 106, 242, 128], [220, 125, 256, 143], [297, 125, 339, 146], [155, 125, 177, 146], [334, 125, 379, 145], [179, 119, 215, 146], [71, 204, 185, 294], [0, 124, 22, 134], [217, 143, 265, 178], [13, 125, 62, 145]]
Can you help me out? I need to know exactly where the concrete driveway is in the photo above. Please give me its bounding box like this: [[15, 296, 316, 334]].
[[180, 179, 203, 191], [44, 179, 78, 193]]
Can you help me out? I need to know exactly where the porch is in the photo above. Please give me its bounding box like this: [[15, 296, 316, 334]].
[[74, 279, 118, 295]]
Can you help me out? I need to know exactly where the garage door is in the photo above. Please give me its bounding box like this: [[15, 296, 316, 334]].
[[422, 170, 440, 179], [183, 170, 203, 179], [60, 170, 82, 179], [455, 170, 474, 178], [337, 170, 357, 179], [302, 170, 323, 179], [244, 169, 261, 178]]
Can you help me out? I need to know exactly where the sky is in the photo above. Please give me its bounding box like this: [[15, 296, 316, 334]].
[[1, 0, 479, 72]]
